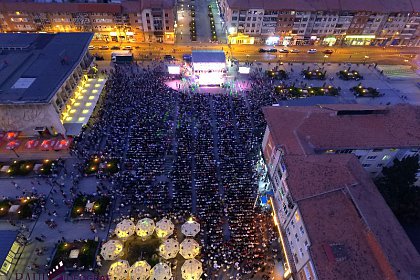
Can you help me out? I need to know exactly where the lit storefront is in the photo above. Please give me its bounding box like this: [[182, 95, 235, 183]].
[[228, 33, 255, 44], [0, 231, 24, 277], [344, 35, 375, 45], [322, 36, 337, 46]]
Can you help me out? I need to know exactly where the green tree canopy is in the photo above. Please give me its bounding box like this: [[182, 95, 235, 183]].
[[375, 155, 420, 224]]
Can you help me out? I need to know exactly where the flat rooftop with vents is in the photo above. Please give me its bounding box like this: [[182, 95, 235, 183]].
[[0, 32, 93, 104]]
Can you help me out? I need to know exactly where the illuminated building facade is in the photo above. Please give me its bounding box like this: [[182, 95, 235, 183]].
[[0, 32, 93, 136], [219, 0, 420, 46], [262, 104, 420, 280], [0, 231, 25, 277], [192, 50, 226, 86], [0, 0, 176, 43]]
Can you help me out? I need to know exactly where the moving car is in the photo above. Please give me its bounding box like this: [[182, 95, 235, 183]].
[[307, 49, 317, 54], [290, 49, 300, 53], [99, 46, 109, 50], [88, 45, 95, 50], [268, 48, 277, 53], [111, 46, 121, 50], [123, 46, 133, 50], [323, 49, 334, 54], [279, 49, 289, 53]]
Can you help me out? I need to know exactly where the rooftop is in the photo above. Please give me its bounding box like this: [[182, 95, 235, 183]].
[[285, 155, 420, 279], [0, 33, 93, 104], [226, 0, 417, 12], [192, 50, 226, 63], [0, 231, 18, 266], [262, 104, 420, 155]]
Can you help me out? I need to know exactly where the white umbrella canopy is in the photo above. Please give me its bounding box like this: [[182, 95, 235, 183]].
[[181, 220, 200, 237], [115, 219, 136, 240], [159, 238, 180, 260], [136, 218, 156, 240], [108, 259, 130, 280], [181, 259, 203, 280], [151, 263, 172, 280], [155, 218, 174, 239], [179, 239, 200, 259], [101, 239, 123, 261], [129, 260, 151, 280]]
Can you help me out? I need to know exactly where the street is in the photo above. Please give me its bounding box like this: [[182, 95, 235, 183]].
[[90, 41, 418, 65]]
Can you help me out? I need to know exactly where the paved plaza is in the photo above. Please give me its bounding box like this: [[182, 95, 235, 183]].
[[0, 57, 419, 280]]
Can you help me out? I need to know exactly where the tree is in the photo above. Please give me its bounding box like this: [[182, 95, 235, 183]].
[[375, 155, 420, 224]]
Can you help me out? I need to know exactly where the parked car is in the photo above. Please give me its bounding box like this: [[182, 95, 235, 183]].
[[323, 49, 334, 54], [290, 49, 300, 53], [123, 46, 133, 50], [307, 49, 317, 54], [88, 45, 95, 50], [111, 46, 121, 50], [268, 48, 277, 53], [99, 46, 109, 50], [164, 55, 175, 60], [259, 48, 268, 53], [279, 49, 289, 53]]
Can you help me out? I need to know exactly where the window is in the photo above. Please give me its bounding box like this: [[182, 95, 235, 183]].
[[382, 155, 391, 161], [146, 13, 149, 17], [291, 220, 295, 228], [367, 156, 377, 160], [295, 233, 299, 242], [300, 247, 304, 257], [362, 163, 371, 167], [300, 225, 304, 236], [377, 163, 383, 167]]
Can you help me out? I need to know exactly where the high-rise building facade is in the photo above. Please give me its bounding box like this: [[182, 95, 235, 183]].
[[219, 0, 420, 46], [0, 0, 176, 43]]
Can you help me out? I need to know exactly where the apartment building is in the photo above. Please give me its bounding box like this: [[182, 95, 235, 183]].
[[0, 0, 175, 43], [220, 0, 420, 46], [262, 104, 420, 280]]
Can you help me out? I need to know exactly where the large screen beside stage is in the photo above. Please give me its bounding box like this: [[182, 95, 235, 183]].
[[168, 65, 180, 75]]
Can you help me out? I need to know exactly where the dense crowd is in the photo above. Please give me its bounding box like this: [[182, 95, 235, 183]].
[[72, 62, 281, 278]]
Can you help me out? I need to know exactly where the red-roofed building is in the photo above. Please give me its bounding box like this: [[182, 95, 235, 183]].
[[262, 104, 420, 280]]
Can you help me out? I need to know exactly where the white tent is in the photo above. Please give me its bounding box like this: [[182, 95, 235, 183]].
[[108, 259, 130, 280], [129, 260, 151, 280], [179, 239, 200, 259], [100, 239, 123, 260], [115, 219, 135, 240], [181, 259, 203, 280], [159, 238, 179, 260], [151, 263, 172, 280], [136, 218, 156, 240], [155, 218, 174, 239], [181, 220, 200, 237]]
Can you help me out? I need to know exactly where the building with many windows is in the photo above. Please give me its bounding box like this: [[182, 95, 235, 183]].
[[219, 0, 420, 46], [0, 0, 175, 43], [262, 104, 420, 280], [0, 32, 93, 136]]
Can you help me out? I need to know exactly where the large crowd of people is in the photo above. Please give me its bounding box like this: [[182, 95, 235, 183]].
[[71, 62, 281, 278]]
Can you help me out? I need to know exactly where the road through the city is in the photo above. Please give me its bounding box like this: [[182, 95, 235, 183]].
[[91, 40, 418, 65]]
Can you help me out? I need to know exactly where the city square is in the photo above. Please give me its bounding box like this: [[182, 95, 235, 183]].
[[0, 0, 420, 280]]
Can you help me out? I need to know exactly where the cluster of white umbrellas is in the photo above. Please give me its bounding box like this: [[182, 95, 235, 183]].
[[105, 219, 203, 280], [113, 218, 176, 240]]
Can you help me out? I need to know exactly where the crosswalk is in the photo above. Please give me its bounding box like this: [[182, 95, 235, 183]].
[[377, 65, 419, 79]]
